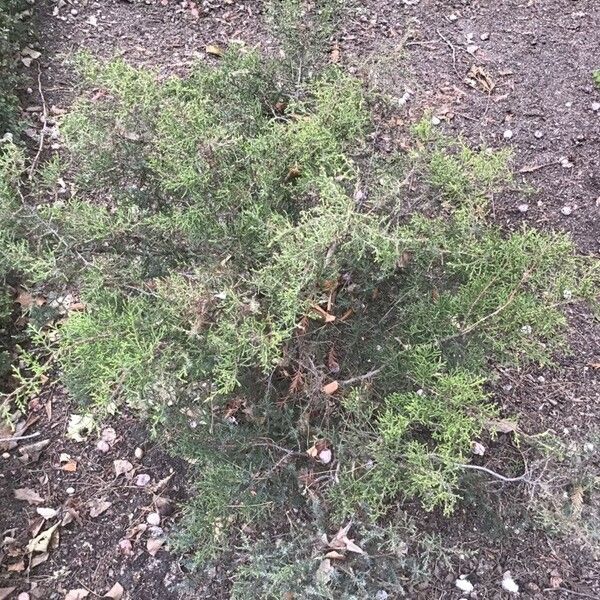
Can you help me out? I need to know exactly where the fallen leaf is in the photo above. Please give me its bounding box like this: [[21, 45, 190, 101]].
[[146, 537, 166, 557], [27, 523, 59, 553], [206, 44, 223, 57], [322, 381, 339, 395], [103, 582, 124, 600], [14, 488, 44, 505], [18, 439, 50, 464], [324, 550, 345, 560], [21, 47, 41, 59], [67, 414, 95, 442], [101, 427, 117, 445], [0, 588, 16, 600], [465, 65, 495, 93], [7, 559, 26, 572], [61, 508, 79, 526], [330, 42, 340, 64], [113, 459, 134, 477], [62, 459, 78, 472], [30, 551, 49, 569], [65, 590, 89, 600], [316, 558, 334, 585], [311, 304, 336, 323], [327, 347, 340, 374], [118, 539, 133, 556], [89, 498, 112, 518], [328, 523, 364, 555], [588, 361, 600, 369], [36, 507, 59, 520], [549, 569, 563, 589]]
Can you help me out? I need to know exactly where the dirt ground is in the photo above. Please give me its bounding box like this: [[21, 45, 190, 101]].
[[1, 0, 599, 598]]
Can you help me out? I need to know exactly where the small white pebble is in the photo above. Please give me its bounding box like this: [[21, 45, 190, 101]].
[[565, 101, 572, 108], [66, 487, 75, 495], [70, 8, 78, 15], [521, 325, 532, 335], [480, 32, 490, 41], [560, 157, 573, 168], [592, 102, 600, 112], [534, 130, 544, 139], [560, 205, 572, 216], [502, 571, 520, 595], [448, 13, 459, 22], [134, 447, 144, 460], [517, 203, 529, 213], [2, 452, 10, 459], [503, 129, 513, 140], [431, 116, 441, 125], [147, 512, 161, 526], [455, 576, 474, 594]]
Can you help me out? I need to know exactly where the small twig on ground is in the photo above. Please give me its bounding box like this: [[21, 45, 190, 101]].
[[519, 160, 561, 174], [339, 367, 383, 386], [543, 588, 599, 599], [436, 29, 459, 78], [0, 431, 41, 443], [29, 62, 48, 179], [454, 461, 529, 483]]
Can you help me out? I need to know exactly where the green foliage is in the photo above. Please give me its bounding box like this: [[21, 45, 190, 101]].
[[594, 70, 600, 87], [0, 0, 30, 133], [6, 42, 598, 576]]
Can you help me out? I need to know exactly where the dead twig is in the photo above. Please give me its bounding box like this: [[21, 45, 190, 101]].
[[436, 29, 459, 78], [339, 367, 383, 387], [454, 461, 529, 483], [543, 588, 599, 599], [0, 431, 41, 443], [29, 62, 48, 179]]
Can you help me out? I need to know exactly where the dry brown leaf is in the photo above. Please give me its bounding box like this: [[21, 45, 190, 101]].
[[62, 459, 78, 472], [7, 559, 26, 572], [549, 569, 563, 589], [146, 537, 166, 557], [328, 523, 364, 555], [0, 588, 16, 600], [316, 558, 334, 585], [27, 523, 59, 553], [103, 582, 124, 599], [327, 347, 340, 374], [588, 361, 600, 369], [324, 550, 345, 560], [571, 485, 584, 519], [65, 590, 90, 600], [311, 304, 336, 323], [30, 551, 49, 569], [330, 45, 340, 64], [322, 381, 339, 395], [14, 488, 44, 505], [206, 44, 223, 57], [89, 498, 112, 519], [18, 439, 50, 464], [465, 65, 495, 93], [61, 508, 79, 527], [289, 369, 304, 395]]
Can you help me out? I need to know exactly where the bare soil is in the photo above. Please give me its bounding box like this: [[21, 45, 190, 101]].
[[2, 1, 599, 598]]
